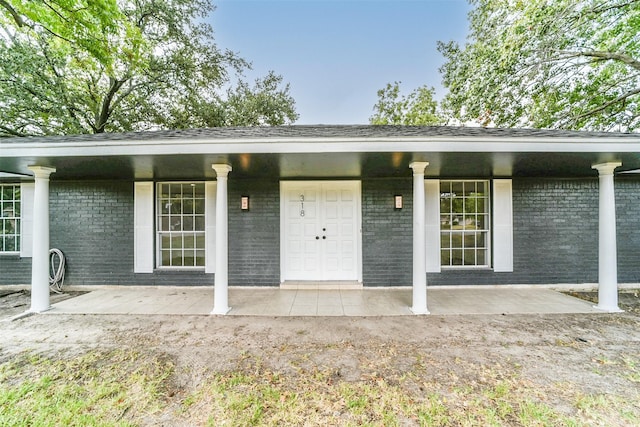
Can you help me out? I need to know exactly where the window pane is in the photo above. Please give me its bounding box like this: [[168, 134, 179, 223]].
[[477, 232, 486, 248], [195, 250, 205, 266], [160, 216, 170, 231], [162, 250, 171, 266], [451, 249, 463, 266], [476, 196, 486, 213], [170, 217, 181, 231], [161, 234, 170, 249], [159, 184, 170, 198], [169, 183, 182, 197], [440, 215, 451, 230], [450, 232, 462, 249], [183, 199, 194, 214], [171, 235, 182, 249], [194, 183, 205, 197], [441, 233, 451, 249], [194, 199, 205, 215], [195, 216, 204, 230], [476, 215, 487, 230], [440, 197, 450, 214], [4, 236, 16, 252], [196, 234, 205, 249], [160, 199, 170, 214], [441, 250, 451, 266], [184, 234, 195, 249], [451, 181, 463, 196], [170, 199, 182, 214], [477, 249, 486, 265], [463, 232, 475, 248], [183, 216, 193, 231], [466, 195, 479, 214], [183, 251, 195, 267], [171, 250, 183, 266], [464, 249, 476, 266]]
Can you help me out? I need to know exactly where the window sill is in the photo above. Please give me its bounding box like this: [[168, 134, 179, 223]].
[[0, 252, 21, 258], [440, 266, 492, 271]]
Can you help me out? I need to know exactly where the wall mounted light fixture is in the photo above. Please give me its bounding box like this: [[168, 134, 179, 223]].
[[394, 195, 403, 209], [241, 195, 250, 211]]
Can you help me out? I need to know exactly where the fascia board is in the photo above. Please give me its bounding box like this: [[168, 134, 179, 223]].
[[1, 136, 640, 157]]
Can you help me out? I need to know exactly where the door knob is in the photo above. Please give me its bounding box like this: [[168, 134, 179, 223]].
[[316, 236, 319, 240], [322, 236, 326, 239]]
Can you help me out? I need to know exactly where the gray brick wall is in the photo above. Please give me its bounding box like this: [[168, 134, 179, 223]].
[[429, 178, 640, 285], [2, 177, 638, 287], [362, 178, 413, 286], [228, 179, 280, 286], [0, 254, 31, 285], [616, 178, 640, 283], [0, 181, 212, 286]]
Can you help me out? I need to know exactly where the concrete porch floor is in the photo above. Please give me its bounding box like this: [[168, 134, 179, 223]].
[[46, 287, 602, 316]]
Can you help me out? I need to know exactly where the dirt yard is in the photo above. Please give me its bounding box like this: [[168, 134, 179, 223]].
[[1, 289, 639, 425]]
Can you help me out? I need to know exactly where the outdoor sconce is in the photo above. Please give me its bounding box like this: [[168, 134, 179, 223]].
[[241, 195, 250, 211], [394, 195, 403, 209]]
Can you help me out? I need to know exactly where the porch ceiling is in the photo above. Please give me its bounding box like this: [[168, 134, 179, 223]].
[[2, 151, 639, 180], [1, 126, 639, 180]]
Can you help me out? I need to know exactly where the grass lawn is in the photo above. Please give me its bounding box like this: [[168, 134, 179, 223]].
[[1, 345, 638, 426]]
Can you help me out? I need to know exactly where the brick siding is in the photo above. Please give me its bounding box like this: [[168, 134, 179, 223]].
[[1, 177, 638, 287], [362, 178, 413, 286], [228, 179, 280, 286]]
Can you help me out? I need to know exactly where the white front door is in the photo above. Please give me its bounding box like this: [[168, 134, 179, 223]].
[[281, 181, 361, 281]]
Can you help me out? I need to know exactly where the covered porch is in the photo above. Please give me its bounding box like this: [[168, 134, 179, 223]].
[[45, 286, 601, 316], [2, 126, 639, 316]]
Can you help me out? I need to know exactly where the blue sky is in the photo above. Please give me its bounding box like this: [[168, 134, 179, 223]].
[[209, 0, 471, 124]]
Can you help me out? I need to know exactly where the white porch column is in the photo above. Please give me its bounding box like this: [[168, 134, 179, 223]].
[[211, 164, 232, 315], [27, 166, 56, 313], [592, 161, 622, 312], [410, 161, 430, 314]]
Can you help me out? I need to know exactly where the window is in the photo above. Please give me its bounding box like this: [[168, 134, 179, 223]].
[[1, 184, 21, 253], [440, 180, 489, 267], [156, 182, 205, 268]]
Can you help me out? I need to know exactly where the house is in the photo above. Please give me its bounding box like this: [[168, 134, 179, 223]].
[[1, 125, 639, 314]]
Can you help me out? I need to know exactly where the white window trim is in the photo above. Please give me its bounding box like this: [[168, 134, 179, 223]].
[[0, 183, 22, 255], [439, 179, 492, 269], [155, 181, 207, 270]]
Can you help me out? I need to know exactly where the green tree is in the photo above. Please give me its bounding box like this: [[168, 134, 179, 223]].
[[0, 0, 298, 137], [438, 0, 640, 131], [0, 0, 143, 71], [370, 82, 443, 125]]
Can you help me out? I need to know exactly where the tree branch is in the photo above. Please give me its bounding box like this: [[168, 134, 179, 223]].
[[573, 87, 640, 122], [588, 0, 638, 15], [0, 0, 24, 26], [558, 50, 640, 72], [0, 124, 28, 137], [95, 77, 125, 132]]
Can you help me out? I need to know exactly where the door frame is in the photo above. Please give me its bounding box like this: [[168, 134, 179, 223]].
[[279, 180, 363, 283]]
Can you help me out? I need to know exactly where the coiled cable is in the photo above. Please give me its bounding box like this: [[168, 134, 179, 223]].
[[49, 248, 65, 293]]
